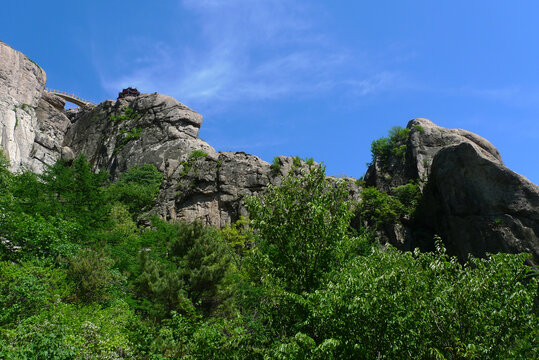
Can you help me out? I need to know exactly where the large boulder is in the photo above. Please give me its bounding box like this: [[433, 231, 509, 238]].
[[416, 142, 539, 264], [363, 118, 538, 264]]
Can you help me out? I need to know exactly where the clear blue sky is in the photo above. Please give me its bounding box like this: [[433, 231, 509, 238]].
[[2, 1, 538, 184]]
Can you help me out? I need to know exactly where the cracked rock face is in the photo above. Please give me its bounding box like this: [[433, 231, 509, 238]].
[[0, 41, 47, 172], [159, 151, 277, 227], [31, 92, 72, 172], [64, 93, 214, 177], [158, 152, 361, 227], [0, 41, 46, 107], [64, 96, 360, 227]]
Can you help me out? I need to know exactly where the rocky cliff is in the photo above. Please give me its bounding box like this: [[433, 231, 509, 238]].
[[0, 41, 536, 263], [0, 42, 360, 227], [0, 41, 45, 172], [0, 41, 72, 173], [62, 92, 344, 227]]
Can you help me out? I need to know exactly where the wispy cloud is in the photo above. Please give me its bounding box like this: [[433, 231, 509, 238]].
[[459, 85, 539, 108], [95, 0, 398, 110]]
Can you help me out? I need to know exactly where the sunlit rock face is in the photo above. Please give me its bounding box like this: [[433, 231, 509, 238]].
[[364, 118, 502, 192], [0, 41, 46, 172], [64, 94, 360, 227], [64, 92, 213, 177], [0, 42, 72, 173]]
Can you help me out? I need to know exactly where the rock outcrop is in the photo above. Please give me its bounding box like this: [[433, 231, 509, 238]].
[[64, 95, 361, 227], [64, 92, 214, 177], [33, 92, 73, 170], [364, 118, 538, 264], [365, 118, 503, 191], [0, 41, 360, 229]]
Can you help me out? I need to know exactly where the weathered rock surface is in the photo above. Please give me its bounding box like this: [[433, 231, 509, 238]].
[[365, 118, 502, 192], [159, 151, 277, 227], [31, 92, 73, 172], [0, 42, 46, 106], [162, 153, 361, 227], [64, 96, 361, 227], [0, 41, 47, 172], [64, 93, 215, 177], [363, 118, 538, 264], [416, 142, 539, 264]]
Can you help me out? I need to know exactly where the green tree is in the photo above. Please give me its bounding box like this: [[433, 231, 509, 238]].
[[0, 260, 72, 326], [356, 182, 420, 232], [245, 164, 356, 293], [136, 220, 232, 318], [106, 164, 163, 215], [40, 155, 110, 231], [66, 248, 118, 304], [296, 243, 538, 359]]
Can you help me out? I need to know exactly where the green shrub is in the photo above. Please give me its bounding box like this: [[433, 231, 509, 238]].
[[150, 311, 249, 359], [356, 186, 402, 230], [294, 243, 538, 359], [189, 150, 208, 159], [39, 155, 110, 231], [66, 248, 118, 304], [391, 181, 421, 215], [292, 155, 302, 168], [271, 156, 281, 175], [356, 182, 420, 232], [0, 212, 80, 261], [355, 176, 366, 187], [179, 161, 192, 176], [370, 126, 410, 168], [107, 164, 162, 214], [219, 216, 254, 261], [0, 300, 136, 359], [0, 260, 72, 326], [412, 124, 425, 133], [115, 127, 143, 152], [110, 106, 139, 124], [135, 220, 233, 318]]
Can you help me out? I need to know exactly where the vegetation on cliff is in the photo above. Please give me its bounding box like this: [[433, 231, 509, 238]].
[[0, 152, 536, 359]]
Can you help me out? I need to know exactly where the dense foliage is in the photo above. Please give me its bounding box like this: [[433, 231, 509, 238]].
[[356, 181, 421, 231], [370, 126, 410, 168], [0, 152, 536, 359]]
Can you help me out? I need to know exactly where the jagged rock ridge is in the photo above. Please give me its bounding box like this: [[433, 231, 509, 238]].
[[0, 41, 536, 263]]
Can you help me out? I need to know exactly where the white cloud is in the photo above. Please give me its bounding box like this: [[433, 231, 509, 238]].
[[95, 0, 397, 110]]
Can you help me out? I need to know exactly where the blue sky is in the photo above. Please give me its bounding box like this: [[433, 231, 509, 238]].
[[2, 1, 538, 183]]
